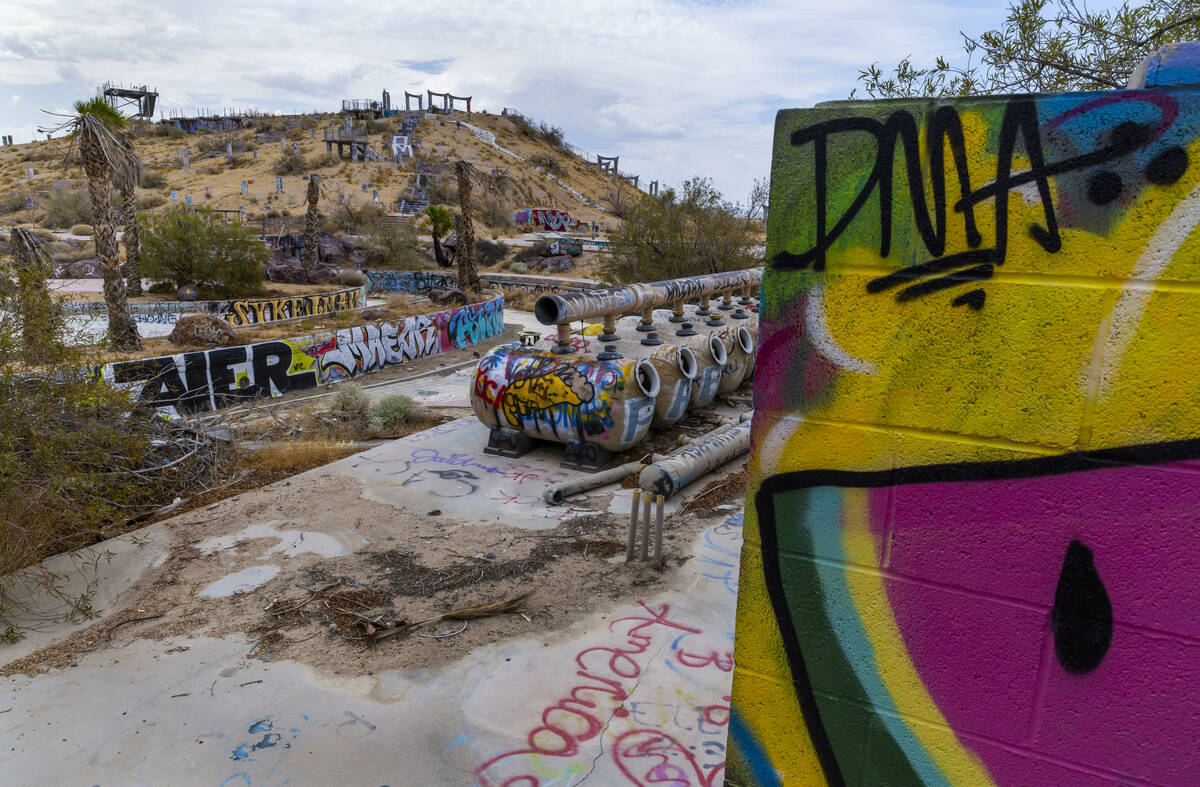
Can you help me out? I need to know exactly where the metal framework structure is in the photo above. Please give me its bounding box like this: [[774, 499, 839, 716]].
[[99, 81, 158, 118], [426, 90, 472, 116]]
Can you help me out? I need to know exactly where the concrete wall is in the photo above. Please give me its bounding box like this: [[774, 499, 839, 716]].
[[728, 45, 1200, 786], [364, 269, 599, 294], [64, 285, 367, 327], [99, 295, 504, 417]]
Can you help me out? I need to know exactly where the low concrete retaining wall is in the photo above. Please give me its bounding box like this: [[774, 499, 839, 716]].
[[99, 294, 504, 417], [364, 269, 599, 295], [65, 285, 368, 327]]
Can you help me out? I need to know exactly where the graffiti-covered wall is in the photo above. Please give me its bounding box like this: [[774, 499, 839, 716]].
[[99, 296, 504, 416], [64, 286, 366, 327], [363, 270, 599, 294], [729, 44, 1200, 786]]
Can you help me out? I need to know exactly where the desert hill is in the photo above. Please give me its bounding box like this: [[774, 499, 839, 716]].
[[0, 107, 637, 238]]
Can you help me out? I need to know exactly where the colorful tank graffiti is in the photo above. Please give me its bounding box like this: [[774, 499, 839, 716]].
[[729, 45, 1200, 786]]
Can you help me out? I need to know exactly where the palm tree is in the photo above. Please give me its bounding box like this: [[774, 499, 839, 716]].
[[302, 174, 320, 269], [52, 98, 141, 350], [453, 161, 516, 295], [117, 133, 143, 297], [421, 204, 454, 269]]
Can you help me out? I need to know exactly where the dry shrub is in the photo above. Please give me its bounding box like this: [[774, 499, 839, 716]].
[[0, 256, 223, 635], [235, 440, 360, 476]]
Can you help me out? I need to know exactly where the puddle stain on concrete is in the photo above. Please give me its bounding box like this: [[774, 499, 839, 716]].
[[199, 565, 281, 598]]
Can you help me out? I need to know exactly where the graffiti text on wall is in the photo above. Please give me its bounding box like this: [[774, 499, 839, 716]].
[[101, 296, 504, 416]]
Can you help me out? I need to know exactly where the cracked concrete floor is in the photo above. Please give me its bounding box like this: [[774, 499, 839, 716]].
[[0, 437, 743, 787]]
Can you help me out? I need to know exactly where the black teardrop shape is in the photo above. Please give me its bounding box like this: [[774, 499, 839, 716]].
[[1052, 540, 1112, 674]]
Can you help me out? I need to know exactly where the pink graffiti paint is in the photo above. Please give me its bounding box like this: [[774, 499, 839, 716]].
[[474, 602, 728, 786], [868, 458, 1200, 784]]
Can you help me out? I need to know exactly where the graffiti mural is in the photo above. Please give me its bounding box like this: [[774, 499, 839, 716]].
[[225, 286, 364, 326], [513, 207, 582, 231], [363, 270, 599, 295], [100, 296, 504, 417], [473, 346, 656, 451], [729, 47, 1200, 786], [363, 269, 457, 293], [62, 286, 366, 327]]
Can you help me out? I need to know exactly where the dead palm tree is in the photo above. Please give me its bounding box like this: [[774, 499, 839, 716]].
[[45, 98, 141, 350], [453, 161, 513, 295], [421, 204, 454, 268], [117, 133, 143, 297], [10, 228, 65, 364], [302, 174, 320, 269]]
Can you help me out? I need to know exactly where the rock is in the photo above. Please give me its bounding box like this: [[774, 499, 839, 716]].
[[168, 314, 237, 347], [429, 287, 467, 305], [66, 258, 103, 278], [442, 231, 457, 249], [340, 234, 365, 249], [348, 249, 368, 267], [531, 254, 574, 273], [176, 286, 198, 301], [359, 308, 387, 321], [305, 267, 338, 284], [316, 231, 347, 263], [266, 260, 305, 283]]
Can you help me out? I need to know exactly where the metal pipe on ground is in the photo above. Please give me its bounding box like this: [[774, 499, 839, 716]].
[[533, 269, 763, 326], [544, 454, 662, 506], [639, 418, 753, 499]]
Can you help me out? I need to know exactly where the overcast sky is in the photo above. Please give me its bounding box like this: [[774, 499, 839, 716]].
[[2, 0, 1014, 200]]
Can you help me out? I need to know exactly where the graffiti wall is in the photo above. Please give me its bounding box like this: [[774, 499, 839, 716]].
[[513, 208, 582, 231], [363, 270, 599, 294], [729, 46, 1200, 785], [63, 286, 366, 327], [99, 296, 503, 416]]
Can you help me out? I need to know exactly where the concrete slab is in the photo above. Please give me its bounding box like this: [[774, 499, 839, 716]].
[[336, 416, 732, 528], [1, 514, 743, 786]]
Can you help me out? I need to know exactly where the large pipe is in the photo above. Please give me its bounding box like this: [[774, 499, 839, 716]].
[[545, 453, 661, 505], [534, 268, 763, 326], [639, 418, 753, 498]]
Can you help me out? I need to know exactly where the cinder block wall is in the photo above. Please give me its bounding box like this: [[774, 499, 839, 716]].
[[728, 43, 1200, 786]]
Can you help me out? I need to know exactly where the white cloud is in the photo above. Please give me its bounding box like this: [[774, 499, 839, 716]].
[[0, 0, 1008, 197]]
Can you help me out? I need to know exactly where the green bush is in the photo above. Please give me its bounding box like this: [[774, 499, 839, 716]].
[[368, 394, 416, 436], [39, 189, 93, 229], [138, 207, 267, 298], [0, 191, 27, 215], [509, 261, 528, 274], [69, 224, 93, 236], [330, 384, 371, 419], [138, 193, 168, 210], [153, 123, 186, 138], [364, 221, 423, 268], [273, 149, 308, 175], [476, 238, 506, 267], [140, 170, 168, 189], [309, 152, 339, 169]]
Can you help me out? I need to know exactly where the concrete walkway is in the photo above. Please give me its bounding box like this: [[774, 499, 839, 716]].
[[1, 413, 744, 786]]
